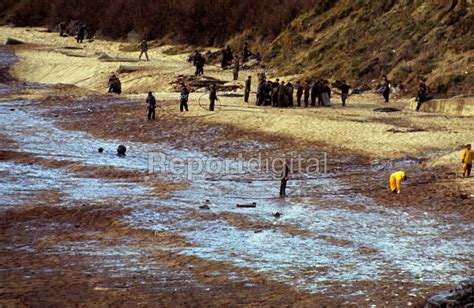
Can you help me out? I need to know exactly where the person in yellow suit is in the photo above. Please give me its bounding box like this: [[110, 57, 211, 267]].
[[389, 171, 407, 194], [461, 144, 472, 178]]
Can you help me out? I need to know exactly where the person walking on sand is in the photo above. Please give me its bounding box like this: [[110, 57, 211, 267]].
[[146, 91, 156, 120], [280, 159, 290, 198], [180, 84, 189, 112], [233, 57, 240, 81], [389, 171, 407, 194], [244, 76, 251, 103], [461, 144, 472, 178], [209, 84, 218, 111], [139, 39, 149, 61], [340, 80, 350, 106]]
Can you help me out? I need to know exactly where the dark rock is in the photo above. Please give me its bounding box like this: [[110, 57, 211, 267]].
[[98, 147, 104, 153], [373, 107, 401, 113], [10, 108, 15, 111], [4, 38, 24, 45], [117, 145, 127, 156]]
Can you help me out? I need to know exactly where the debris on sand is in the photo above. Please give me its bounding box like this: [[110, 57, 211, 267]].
[[236, 202, 257, 208], [426, 276, 474, 307], [116, 65, 142, 74], [171, 75, 242, 92], [373, 107, 401, 113], [387, 128, 427, 133], [4, 38, 24, 45], [220, 93, 244, 97]]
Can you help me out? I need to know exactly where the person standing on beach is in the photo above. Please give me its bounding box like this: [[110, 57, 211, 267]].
[[389, 171, 407, 194], [303, 80, 310, 107], [233, 57, 240, 81], [180, 84, 190, 112], [244, 76, 251, 103], [381, 75, 390, 103], [193, 51, 205, 76], [146, 91, 156, 120], [296, 81, 303, 107], [256, 80, 265, 106], [59, 21, 67, 37], [461, 144, 472, 178], [139, 39, 149, 61], [340, 80, 350, 106], [76, 24, 86, 43], [209, 84, 218, 111], [280, 160, 290, 198]]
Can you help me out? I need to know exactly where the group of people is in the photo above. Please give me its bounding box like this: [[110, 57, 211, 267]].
[[221, 43, 259, 69], [256, 78, 350, 108]]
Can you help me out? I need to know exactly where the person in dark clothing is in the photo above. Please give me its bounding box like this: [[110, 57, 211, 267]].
[[242, 42, 251, 63], [415, 81, 432, 111], [193, 50, 205, 76], [278, 81, 288, 107], [340, 80, 350, 106], [321, 80, 331, 107], [256, 80, 265, 106], [286, 82, 294, 107], [221, 46, 233, 69], [139, 39, 149, 61], [59, 21, 67, 37], [272, 79, 280, 107], [296, 81, 303, 107], [310, 80, 319, 107], [209, 84, 218, 111], [180, 84, 189, 112], [233, 57, 240, 80], [381, 75, 390, 103], [76, 24, 86, 43], [303, 81, 310, 107], [279, 159, 290, 198], [108, 74, 121, 94], [146, 91, 156, 120], [244, 76, 251, 103]]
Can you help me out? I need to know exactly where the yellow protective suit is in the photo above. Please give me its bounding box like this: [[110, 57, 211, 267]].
[[389, 171, 406, 193], [461, 148, 472, 175]]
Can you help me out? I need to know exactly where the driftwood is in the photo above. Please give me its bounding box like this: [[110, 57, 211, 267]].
[[236, 202, 256, 208]]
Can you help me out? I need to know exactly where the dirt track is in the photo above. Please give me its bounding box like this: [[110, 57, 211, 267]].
[[0, 27, 473, 307]]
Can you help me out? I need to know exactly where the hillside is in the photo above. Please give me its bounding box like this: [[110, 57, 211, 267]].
[[264, 0, 474, 97]]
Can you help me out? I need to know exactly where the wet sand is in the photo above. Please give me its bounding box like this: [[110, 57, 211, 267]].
[[0, 27, 473, 306]]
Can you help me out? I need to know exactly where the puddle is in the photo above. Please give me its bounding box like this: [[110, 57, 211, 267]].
[[1, 49, 473, 295]]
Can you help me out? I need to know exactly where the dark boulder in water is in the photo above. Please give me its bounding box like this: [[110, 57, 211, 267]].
[[426, 276, 474, 307]]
